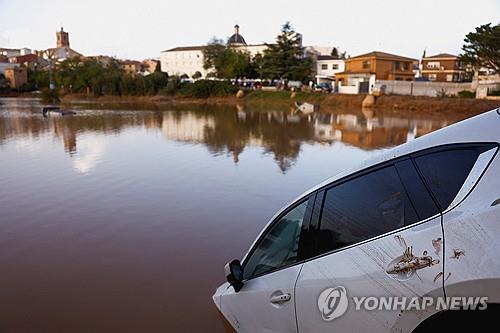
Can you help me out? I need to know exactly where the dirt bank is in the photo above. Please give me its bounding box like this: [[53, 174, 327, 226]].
[[372, 95, 500, 115], [57, 91, 500, 116]]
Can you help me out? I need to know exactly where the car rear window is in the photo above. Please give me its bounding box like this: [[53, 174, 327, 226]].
[[413, 148, 480, 210]]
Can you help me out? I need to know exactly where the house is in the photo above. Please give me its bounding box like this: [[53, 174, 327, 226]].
[[120, 60, 142, 76], [8, 54, 40, 69], [141, 59, 160, 75], [336, 51, 417, 92], [4, 67, 28, 89], [0, 48, 32, 57], [421, 53, 465, 82], [159, 25, 267, 78], [475, 67, 500, 84], [86, 55, 115, 67], [314, 55, 345, 85]]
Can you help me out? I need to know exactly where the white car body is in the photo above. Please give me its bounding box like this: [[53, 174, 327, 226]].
[[213, 108, 500, 332]]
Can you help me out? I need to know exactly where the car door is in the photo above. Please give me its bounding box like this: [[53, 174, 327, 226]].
[[412, 144, 500, 302], [295, 159, 445, 333], [220, 196, 315, 333]]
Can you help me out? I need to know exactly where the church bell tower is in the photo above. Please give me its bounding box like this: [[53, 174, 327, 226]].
[[56, 27, 70, 48]]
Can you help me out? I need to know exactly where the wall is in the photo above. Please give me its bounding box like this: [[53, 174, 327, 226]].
[[375, 80, 471, 97], [159, 49, 208, 78], [0, 62, 18, 74], [338, 83, 359, 94], [374, 80, 500, 97], [5, 67, 27, 88]]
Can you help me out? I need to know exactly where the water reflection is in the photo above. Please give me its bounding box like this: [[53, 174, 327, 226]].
[[0, 98, 458, 173]]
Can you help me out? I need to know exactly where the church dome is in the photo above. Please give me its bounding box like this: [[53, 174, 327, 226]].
[[228, 25, 247, 45]]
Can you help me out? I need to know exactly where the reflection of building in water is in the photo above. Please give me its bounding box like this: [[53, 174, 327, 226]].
[[162, 112, 215, 143], [313, 111, 450, 150], [52, 120, 78, 155]]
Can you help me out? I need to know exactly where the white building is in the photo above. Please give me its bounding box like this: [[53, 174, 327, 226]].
[[0, 48, 32, 57], [160, 25, 267, 78], [314, 55, 345, 84]]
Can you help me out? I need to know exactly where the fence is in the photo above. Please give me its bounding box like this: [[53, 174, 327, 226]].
[[374, 80, 475, 97]]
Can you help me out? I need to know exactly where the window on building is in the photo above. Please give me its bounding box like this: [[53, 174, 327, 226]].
[[332, 64, 339, 70], [428, 74, 437, 81], [321, 64, 328, 70], [362, 60, 371, 69], [427, 61, 440, 69]]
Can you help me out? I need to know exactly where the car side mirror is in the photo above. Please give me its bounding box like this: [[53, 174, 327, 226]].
[[225, 259, 244, 292]]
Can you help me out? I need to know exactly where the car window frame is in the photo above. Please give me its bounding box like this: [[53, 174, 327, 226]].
[[411, 142, 498, 213], [241, 193, 316, 281], [306, 142, 498, 261]]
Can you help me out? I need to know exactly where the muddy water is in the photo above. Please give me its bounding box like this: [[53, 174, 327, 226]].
[[0, 98, 470, 332]]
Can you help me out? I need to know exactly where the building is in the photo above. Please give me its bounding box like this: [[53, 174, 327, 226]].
[[334, 51, 417, 93], [4, 67, 28, 89], [0, 48, 32, 57], [120, 60, 142, 76], [141, 59, 159, 75], [314, 55, 345, 84], [475, 67, 500, 84], [159, 25, 267, 78], [8, 54, 40, 69], [337, 51, 417, 84], [56, 27, 70, 48], [37, 28, 82, 62], [86, 55, 115, 67], [421, 53, 465, 82]]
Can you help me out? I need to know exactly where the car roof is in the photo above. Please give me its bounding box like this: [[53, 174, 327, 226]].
[[242, 108, 500, 262]]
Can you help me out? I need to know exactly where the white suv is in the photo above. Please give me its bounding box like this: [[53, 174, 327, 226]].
[[213, 108, 500, 332]]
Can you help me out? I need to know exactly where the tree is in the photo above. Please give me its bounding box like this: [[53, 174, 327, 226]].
[[154, 61, 162, 73], [460, 23, 500, 74], [331, 47, 339, 58], [202, 38, 253, 79], [258, 22, 312, 81], [0, 73, 7, 90], [192, 71, 202, 79]]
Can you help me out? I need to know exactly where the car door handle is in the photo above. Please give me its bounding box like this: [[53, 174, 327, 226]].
[[270, 293, 291, 304]]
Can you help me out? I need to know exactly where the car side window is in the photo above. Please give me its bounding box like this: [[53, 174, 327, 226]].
[[413, 148, 480, 210], [395, 159, 440, 221], [243, 199, 309, 280], [316, 165, 418, 255]]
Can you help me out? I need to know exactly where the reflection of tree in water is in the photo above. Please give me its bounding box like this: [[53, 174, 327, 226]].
[[0, 109, 165, 155], [202, 108, 315, 172]]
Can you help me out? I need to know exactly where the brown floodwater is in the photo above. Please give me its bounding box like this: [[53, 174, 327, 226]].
[[0, 98, 472, 332]]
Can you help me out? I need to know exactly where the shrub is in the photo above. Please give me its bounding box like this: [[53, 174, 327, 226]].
[[457, 90, 475, 98], [436, 88, 449, 98], [159, 76, 182, 96], [41, 88, 60, 104], [178, 80, 238, 98]]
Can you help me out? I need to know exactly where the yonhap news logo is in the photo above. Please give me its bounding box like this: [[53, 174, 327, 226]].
[[317, 286, 349, 321], [317, 286, 488, 322]]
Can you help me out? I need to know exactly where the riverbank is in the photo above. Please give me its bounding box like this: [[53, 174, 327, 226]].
[[32, 90, 500, 116]]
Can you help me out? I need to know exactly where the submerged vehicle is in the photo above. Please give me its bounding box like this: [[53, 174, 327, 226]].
[[42, 106, 76, 117], [213, 108, 500, 332]]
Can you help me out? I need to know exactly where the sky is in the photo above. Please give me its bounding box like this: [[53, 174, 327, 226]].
[[0, 0, 499, 60]]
